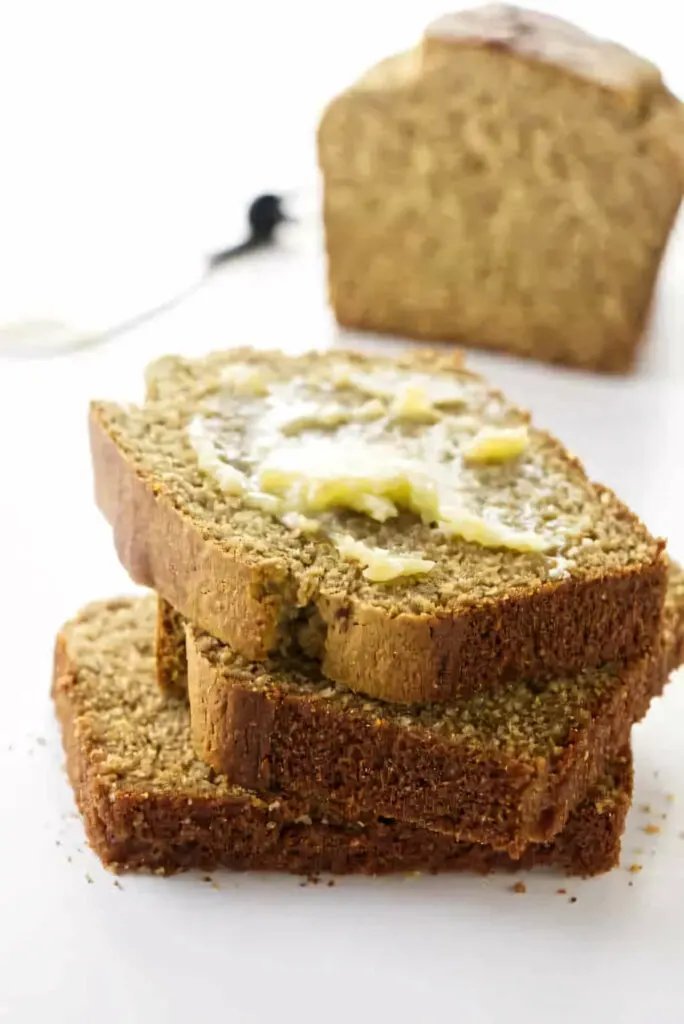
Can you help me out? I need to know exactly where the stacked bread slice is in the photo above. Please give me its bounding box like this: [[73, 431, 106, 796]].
[[53, 346, 684, 878]]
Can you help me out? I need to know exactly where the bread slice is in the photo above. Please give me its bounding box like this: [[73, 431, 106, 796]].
[[161, 563, 684, 856], [318, 6, 684, 372], [54, 595, 631, 876], [90, 346, 666, 704]]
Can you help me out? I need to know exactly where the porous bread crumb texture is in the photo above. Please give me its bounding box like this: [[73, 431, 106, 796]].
[[53, 595, 630, 876], [90, 345, 667, 704], [318, 6, 684, 372], [156, 596, 188, 698], [173, 561, 684, 855]]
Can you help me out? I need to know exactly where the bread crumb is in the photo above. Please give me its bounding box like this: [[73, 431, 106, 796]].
[[202, 875, 213, 884], [628, 864, 642, 874], [113, 880, 123, 890], [666, 794, 676, 803], [512, 881, 526, 894], [85, 873, 94, 885], [632, 847, 644, 855], [211, 881, 221, 890], [556, 888, 567, 895], [628, 881, 634, 887], [639, 803, 651, 814], [327, 880, 335, 887], [643, 824, 661, 835], [569, 897, 577, 904]]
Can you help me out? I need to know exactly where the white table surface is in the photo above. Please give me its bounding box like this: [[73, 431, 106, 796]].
[[2, 2, 684, 1022]]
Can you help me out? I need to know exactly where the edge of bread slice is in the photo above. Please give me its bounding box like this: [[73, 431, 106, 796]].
[[162, 563, 684, 856], [54, 594, 630, 877]]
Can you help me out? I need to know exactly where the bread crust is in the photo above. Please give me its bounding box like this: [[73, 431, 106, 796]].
[[53, 598, 631, 877], [176, 584, 680, 857], [90, 400, 668, 704]]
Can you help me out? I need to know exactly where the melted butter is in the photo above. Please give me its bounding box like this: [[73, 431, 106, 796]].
[[281, 511, 322, 533], [438, 506, 551, 553], [342, 368, 468, 408], [257, 438, 440, 523], [390, 384, 441, 423], [188, 416, 247, 495], [219, 363, 271, 397], [462, 426, 529, 463], [335, 535, 436, 582], [186, 362, 578, 568]]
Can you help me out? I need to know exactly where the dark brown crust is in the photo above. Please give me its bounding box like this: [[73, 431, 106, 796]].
[[317, 548, 667, 701], [52, 619, 631, 877], [172, 568, 684, 855], [90, 403, 668, 704]]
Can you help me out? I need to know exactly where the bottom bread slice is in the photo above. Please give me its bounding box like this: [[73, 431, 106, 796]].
[[53, 595, 631, 876]]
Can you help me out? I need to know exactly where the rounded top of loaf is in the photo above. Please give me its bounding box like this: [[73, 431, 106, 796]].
[[423, 4, 662, 98]]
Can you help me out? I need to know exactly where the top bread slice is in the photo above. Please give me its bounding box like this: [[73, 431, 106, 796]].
[[89, 346, 666, 703], [318, 5, 684, 372]]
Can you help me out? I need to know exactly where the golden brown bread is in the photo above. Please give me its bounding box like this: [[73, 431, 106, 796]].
[[54, 594, 632, 877], [90, 346, 666, 704], [318, 5, 684, 372], [156, 561, 684, 855]]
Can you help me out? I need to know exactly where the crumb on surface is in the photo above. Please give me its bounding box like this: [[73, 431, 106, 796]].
[[85, 873, 94, 885], [113, 880, 123, 890], [327, 880, 335, 887], [639, 803, 651, 814], [643, 824, 661, 835], [628, 881, 634, 887], [569, 896, 577, 904], [666, 794, 676, 803], [628, 864, 642, 874], [556, 888, 567, 895], [512, 881, 526, 894]]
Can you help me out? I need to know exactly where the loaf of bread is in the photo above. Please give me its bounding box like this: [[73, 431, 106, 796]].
[[157, 561, 684, 855], [318, 5, 684, 371], [90, 346, 666, 704], [53, 595, 632, 877]]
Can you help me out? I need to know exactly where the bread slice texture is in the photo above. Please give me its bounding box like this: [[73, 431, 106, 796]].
[[54, 595, 631, 876], [164, 563, 684, 856], [318, 6, 684, 372], [90, 346, 666, 704]]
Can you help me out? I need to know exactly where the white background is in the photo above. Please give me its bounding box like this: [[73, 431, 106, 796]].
[[1, 2, 684, 1022]]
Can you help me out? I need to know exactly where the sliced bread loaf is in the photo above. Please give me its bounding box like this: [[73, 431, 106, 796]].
[[54, 595, 631, 876], [90, 347, 666, 703], [161, 563, 684, 855], [318, 5, 684, 371]]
